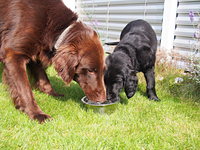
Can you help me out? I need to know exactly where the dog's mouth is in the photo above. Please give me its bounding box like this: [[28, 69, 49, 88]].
[[106, 91, 119, 101], [84, 91, 106, 103], [96, 98, 106, 103]]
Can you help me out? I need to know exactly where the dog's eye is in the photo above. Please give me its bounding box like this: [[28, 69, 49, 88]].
[[87, 69, 94, 74], [59, 68, 63, 72], [87, 69, 97, 74]]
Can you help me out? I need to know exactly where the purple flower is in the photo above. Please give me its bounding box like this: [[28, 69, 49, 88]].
[[189, 10, 194, 22], [194, 32, 199, 39], [90, 22, 94, 29], [95, 18, 98, 26]]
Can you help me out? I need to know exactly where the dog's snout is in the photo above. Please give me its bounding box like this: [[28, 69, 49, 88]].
[[106, 92, 113, 100]]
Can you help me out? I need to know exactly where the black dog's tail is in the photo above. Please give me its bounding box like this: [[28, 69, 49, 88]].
[[104, 42, 119, 45]]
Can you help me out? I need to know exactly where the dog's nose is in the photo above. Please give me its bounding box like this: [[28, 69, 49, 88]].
[[97, 96, 106, 102], [96, 92, 106, 102], [106, 93, 113, 100]]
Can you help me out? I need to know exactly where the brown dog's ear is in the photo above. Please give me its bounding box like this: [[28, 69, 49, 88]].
[[52, 46, 79, 85]]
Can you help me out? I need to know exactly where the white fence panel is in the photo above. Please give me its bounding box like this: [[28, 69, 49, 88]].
[[174, 0, 200, 56], [75, 0, 200, 69], [173, 0, 200, 69], [75, 0, 164, 52]]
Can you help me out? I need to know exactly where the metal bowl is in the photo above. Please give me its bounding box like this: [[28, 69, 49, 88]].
[[81, 96, 120, 115]]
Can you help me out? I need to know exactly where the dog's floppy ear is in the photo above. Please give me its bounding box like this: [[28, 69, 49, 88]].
[[124, 70, 138, 99], [52, 45, 80, 85]]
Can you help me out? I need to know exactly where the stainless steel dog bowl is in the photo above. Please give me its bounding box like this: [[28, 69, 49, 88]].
[[81, 96, 120, 115]]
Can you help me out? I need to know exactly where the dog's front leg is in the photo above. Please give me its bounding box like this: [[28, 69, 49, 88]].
[[27, 60, 65, 97], [143, 66, 161, 101], [3, 53, 51, 123]]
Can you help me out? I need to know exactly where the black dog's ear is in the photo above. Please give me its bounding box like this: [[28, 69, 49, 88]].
[[124, 71, 138, 99]]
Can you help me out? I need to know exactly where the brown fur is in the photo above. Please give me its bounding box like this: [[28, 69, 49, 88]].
[[0, 0, 106, 123]]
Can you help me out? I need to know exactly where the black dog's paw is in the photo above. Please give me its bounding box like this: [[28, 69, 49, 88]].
[[147, 89, 161, 101], [149, 96, 161, 102]]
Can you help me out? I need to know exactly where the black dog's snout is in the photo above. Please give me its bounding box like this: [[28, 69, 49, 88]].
[[106, 91, 111, 100]]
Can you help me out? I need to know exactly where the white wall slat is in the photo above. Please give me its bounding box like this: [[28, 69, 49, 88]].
[[75, 0, 200, 70], [174, 0, 200, 54], [171, 0, 200, 69], [76, 0, 164, 47]]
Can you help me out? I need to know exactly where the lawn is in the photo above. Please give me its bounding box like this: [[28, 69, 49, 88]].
[[0, 61, 200, 149]]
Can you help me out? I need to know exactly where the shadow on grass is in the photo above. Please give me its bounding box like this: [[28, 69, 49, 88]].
[[169, 78, 200, 103], [48, 76, 84, 103], [45, 66, 200, 117], [137, 86, 148, 98], [0, 63, 3, 83], [48, 75, 132, 108], [118, 86, 148, 105], [119, 93, 129, 105], [0, 62, 159, 106]]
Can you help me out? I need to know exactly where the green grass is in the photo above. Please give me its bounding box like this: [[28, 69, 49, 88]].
[[0, 62, 200, 150]]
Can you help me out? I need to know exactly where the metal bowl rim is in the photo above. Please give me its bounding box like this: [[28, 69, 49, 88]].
[[81, 96, 120, 107]]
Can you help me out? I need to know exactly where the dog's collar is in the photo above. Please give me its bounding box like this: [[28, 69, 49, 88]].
[[54, 23, 75, 49]]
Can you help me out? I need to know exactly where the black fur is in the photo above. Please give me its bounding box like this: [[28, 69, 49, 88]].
[[104, 20, 160, 101]]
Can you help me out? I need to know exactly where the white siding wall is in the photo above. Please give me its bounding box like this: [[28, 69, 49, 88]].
[[75, 0, 200, 68], [75, 0, 164, 48], [174, 0, 200, 56]]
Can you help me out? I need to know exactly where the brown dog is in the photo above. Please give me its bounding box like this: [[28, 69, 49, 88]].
[[0, 0, 106, 123]]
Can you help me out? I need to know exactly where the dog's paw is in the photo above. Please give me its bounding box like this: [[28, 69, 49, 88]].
[[149, 96, 161, 102], [49, 90, 65, 97], [147, 89, 161, 102], [32, 113, 52, 124], [52, 93, 65, 97]]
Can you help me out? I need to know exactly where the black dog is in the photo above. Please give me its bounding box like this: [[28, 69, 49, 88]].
[[104, 20, 160, 101]]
